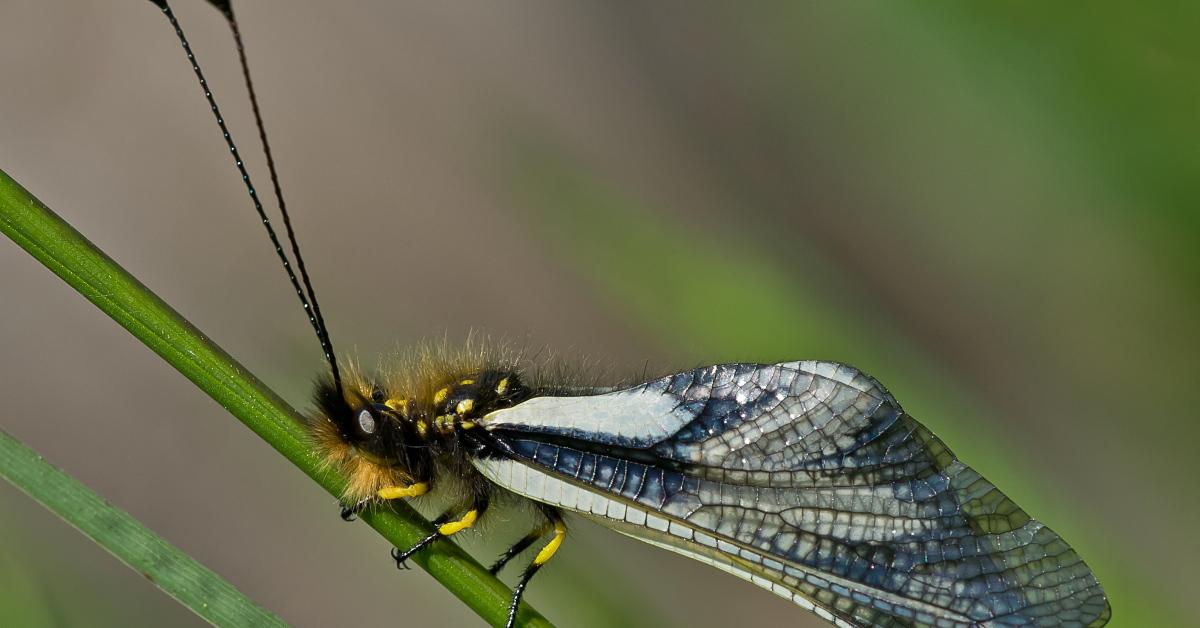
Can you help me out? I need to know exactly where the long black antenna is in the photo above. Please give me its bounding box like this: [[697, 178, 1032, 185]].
[[148, 0, 345, 400]]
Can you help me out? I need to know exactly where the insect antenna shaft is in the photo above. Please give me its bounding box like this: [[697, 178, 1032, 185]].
[[148, 0, 345, 397]]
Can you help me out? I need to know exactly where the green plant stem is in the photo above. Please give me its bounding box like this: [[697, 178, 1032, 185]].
[[0, 428, 288, 627], [0, 169, 551, 628]]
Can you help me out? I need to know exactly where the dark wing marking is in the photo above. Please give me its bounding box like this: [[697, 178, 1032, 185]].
[[480, 362, 1110, 627]]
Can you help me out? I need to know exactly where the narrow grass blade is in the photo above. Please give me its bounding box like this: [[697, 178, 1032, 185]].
[[0, 429, 288, 627]]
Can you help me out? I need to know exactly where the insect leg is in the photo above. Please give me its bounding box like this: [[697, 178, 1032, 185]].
[[378, 482, 431, 500], [340, 482, 431, 521], [505, 509, 566, 628], [489, 524, 550, 575], [339, 497, 371, 522], [391, 494, 490, 569]]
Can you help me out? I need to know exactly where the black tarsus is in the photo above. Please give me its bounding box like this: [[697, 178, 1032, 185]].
[[340, 497, 372, 522], [390, 507, 456, 568], [391, 529, 441, 569], [506, 563, 543, 628], [149, 0, 345, 400], [392, 495, 491, 569], [489, 526, 547, 575], [505, 508, 563, 628]]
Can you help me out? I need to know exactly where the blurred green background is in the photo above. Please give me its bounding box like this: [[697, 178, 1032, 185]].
[[1, 2, 1195, 627]]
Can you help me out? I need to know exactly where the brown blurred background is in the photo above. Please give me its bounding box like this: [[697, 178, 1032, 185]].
[[1, 1, 1196, 626]]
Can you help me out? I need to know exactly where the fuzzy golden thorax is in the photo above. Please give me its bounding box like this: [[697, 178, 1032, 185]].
[[304, 341, 586, 505]]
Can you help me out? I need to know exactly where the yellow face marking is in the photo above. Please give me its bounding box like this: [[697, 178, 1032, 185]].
[[495, 378, 509, 395], [384, 398, 408, 412], [433, 387, 449, 405], [377, 483, 429, 500], [437, 509, 479, 536], [459, 379, 475, 385], [455, 398, 475, 415], [415, 420, 429, 438], [533, 520, 567, 566]]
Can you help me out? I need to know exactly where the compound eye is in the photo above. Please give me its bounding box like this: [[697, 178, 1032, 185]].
[[370, 387, 386, 403], [357, 408, 377, 434]]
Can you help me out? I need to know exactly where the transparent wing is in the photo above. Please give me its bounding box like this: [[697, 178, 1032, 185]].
[[475, 362, 1110, 627]]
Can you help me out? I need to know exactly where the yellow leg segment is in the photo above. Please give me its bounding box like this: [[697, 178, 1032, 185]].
[[377, 482, 429, 500], [533, 519, 566, 566], [437, 509, 479, 536]]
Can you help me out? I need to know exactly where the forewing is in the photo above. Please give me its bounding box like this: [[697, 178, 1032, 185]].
[[477, 362, 1110, 627]]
